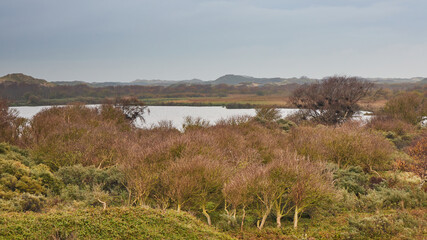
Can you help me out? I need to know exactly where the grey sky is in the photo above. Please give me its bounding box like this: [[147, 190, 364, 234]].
[[0, 0, 426, 82]]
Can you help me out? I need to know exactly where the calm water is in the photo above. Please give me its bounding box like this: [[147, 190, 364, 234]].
[[11, 105, 370, 130]]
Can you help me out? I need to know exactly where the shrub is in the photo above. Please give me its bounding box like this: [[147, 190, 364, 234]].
[[367, 115, 416, 149], [405, 132, 427, 179], [0, 144, 59, 198], [347, 212, 421, 240], [27, 104, 134, 170], [334, 166, 369, 196], [367, 115, 416, 136], [0, 99, 26, 145], [56, 165, 127, 206], [182, 116, 210, 131], [359, 186, 426, 212], [383, 91, 427, 125], [16, 193, 46, 212], [289, 122, 395, 171]]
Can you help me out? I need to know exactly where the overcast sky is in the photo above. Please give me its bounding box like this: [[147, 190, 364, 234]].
[[0, 0, 426, 82]]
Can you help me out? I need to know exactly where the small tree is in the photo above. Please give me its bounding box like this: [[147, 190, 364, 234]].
[[254, 107, 281, 123], [223, 166, 257, 231], [113, 97, 149, 123], [0, 99, 25, 144], [271, 153, 299, 228], [290, 76, 373, 124], [289, 160, 333, 229], [162, 157, 202, 212], [251, 158, 295, 230]]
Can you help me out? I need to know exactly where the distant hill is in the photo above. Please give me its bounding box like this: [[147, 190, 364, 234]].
[[366, 77, 425, 84], [212, 74, 315, 85], [127, 75, 315, 87], [3, 73, 426, 87], [51, 80, 88, 86], [131, 78, 205, 86], [0, 73, 54, 86]]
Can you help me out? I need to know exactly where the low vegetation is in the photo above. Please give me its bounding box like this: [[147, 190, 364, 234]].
[[0, 81, 426, 239], [0, 207, 233, 240]]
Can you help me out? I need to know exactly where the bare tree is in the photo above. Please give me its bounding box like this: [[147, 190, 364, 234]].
[[114, 97, 149, 123], [290, 76, 373, 124], [289, 160, 334, 229], [223, 166, 257, 231], [162, 157, 202, 212], [0, 99, 24, 144]]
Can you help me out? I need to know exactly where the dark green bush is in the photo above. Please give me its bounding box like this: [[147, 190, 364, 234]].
[[347, 212, 420, 240], [334, 166, 369, 196], [16, 193, 46, 212], [56, 165, 125, 194], [359, 186, 426, 211]]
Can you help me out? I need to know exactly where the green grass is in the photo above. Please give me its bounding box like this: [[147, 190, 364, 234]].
[[0, 207, 235, 240]]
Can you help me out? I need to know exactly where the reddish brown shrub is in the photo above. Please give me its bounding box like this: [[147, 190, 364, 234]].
[[289, 122, 395, 171]]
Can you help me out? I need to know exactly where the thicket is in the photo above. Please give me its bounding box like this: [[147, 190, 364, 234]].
[[383, 91, 427, 125], [289, 122, 395, 171], [0, 95, 426, 239]]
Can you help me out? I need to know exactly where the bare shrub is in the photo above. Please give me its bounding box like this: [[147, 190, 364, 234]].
[[26, 104, 133, 169], [289, 122, 395, 171], [0, 99, 26, 144], [290, 76, 373, 125], [367, 115, 416, 136], [383, 91, 427, 125]]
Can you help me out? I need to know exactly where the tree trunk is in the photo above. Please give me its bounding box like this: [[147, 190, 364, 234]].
[[177, 203, 181, 212], [241, 207, 246, 232], [202, 207, 212, 226], [257, 207, 271, 230], [293, 205, 298, 230], [127, 189, 132, 206], [97, 199, 107, 210], [276, 210, 282, 228]]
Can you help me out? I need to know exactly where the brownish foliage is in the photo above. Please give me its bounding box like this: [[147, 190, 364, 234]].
[[0, 99, 25, 144], [26, 104, 134, 170], [383, 91, 427, 125], [405, 132, 427, 179], [367, 115, 416, 136], [289, 122, 395, 171]]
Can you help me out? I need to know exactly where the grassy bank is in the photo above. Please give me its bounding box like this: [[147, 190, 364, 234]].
[[0, 207, 234, 240]]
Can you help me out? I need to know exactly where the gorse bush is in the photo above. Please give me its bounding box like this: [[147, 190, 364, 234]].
[[358, 187, 425, 212], [334, 166, 369, 196], [0, 143, 47, 197], [347, 211, 423, 240], [56, 165, 127, 207], [0, 143, 55, 212]]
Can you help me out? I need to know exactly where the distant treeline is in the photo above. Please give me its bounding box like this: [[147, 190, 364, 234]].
[[0, 82, 300, 105], [1, 79, 426, 107]]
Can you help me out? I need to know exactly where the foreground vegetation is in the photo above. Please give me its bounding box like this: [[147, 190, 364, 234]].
[[0, 207, 232, 240], [0, 77, 426, 239]]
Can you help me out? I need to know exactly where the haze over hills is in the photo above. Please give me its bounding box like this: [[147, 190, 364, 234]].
[[1, 73, 426, 87]]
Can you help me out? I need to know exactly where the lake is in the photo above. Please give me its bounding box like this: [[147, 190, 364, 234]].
[[10, 105, 371, 130]]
